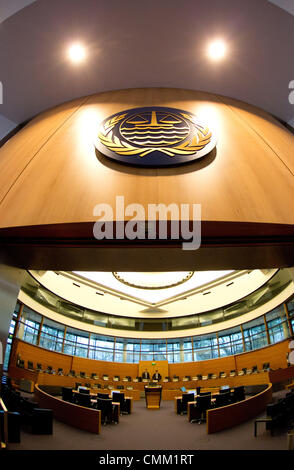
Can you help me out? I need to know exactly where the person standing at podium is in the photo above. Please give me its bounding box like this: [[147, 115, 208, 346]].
[[142, 369, 150, 380], [152, 370, 161, 382]]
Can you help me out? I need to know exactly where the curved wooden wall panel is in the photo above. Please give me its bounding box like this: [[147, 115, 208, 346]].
[[206, 383, 272, 434], [0, 88, 293, 229], [34, 384, 101, 434], [9, 338, 292, 388]]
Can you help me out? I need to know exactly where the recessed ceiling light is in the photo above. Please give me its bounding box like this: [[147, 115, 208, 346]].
[[207, 39, 227, 61], [68, 43, 86, 64]]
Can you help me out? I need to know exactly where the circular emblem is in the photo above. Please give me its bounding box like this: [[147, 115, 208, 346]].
[[95, 106, 216, 167]]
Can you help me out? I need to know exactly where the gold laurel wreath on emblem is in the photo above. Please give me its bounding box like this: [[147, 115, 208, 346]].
[[97, 112, 212, 157]]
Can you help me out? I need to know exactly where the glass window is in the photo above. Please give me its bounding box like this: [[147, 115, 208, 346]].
[[39, 318, 64, 352], [266, 306, 289, 343], [287, 298, 294, 317], [218, 327, 243, 357], [194, 334, 218, 360], [243, 317, 268, 351], [18, 306, 41, 345]]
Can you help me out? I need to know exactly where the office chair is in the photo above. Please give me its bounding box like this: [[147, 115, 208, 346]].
[[18, 359, 25, 369], [68, 370, 76, 377], [79, 387, 90, 395], [251, 365, 258, 374], [262, 362, 270, 371], [112, 391, 131, 414], [57, 368, 63, 375], [91, 373, 99, 380], [113, 375, 120, 381], [213, 392, 231, 408], [79, 371, 86, 379], [189, 394, 211, 424], [231, 386, 245, 403], [229, 369, 236, 377], [237, 368, 246, 376], [76, 393, 91, 408], [61, 387, 73, 403], [46, 366, 53, 374], [97, 392, 109, 399], [27, 361, 34, 370], [36, 363, 43, 372], [197, 374, 202, 381], [178, 393, 195, 415], [96, 398, 115, 425]]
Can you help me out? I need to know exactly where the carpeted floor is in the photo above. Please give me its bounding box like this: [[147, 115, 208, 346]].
[[8, 391, 289, 451]]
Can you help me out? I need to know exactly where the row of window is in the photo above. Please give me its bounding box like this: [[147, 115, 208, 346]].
[[4, 297, 294, 369], [20, 268, 291, 332]]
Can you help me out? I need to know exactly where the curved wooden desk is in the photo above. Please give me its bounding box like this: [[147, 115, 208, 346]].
[[34, 384, 101, 434], [206, 383, 272, 434]]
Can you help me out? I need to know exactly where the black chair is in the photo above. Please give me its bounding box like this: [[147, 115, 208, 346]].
[[97, 392, 109, 399], [96, 398, 115, 425], [36, 363, 43, 372], [189, 394, 211, 424], [112, 391, 131, 414], [68, 370, 76, 377], [177, 392, 195, 415], [84, 383, 91, 389], [197, 374, 202, 380], [0, 410, 21, 443], [79, 387, 90, 395], [265, 402, 285, 435], [27, 361, 34, 370], [62, 387, 73, 402], [57, 368, 63, 375], [91, 373, 99, 379], [76, 393, 91, 408], [213, 392, 231, 408], [231, 386, 245, 403], [18, 360, 25, 369], [80, 372, 86, 379], [46, 366, 53, 374], [262, 362, 270, 371], [113, 375, 120, 381]]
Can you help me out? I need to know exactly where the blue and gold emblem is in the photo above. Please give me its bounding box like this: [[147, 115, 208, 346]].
[[95, 106, 216, 166]]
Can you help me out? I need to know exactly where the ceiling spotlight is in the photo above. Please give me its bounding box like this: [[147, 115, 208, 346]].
[[207, 39, 227, 61], [68, 43, 86, 64]]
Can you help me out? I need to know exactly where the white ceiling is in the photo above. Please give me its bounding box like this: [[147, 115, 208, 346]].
[[0, 0, 37, 23], [0, 0, 294, 140], [268, 0, 294, 16]]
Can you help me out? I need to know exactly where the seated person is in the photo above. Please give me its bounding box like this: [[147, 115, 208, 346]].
[[152, 370, 161, 381], [142, 369, 150, 380]]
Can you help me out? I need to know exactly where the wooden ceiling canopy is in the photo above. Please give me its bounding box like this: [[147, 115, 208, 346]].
[[0, 88, 293, 270]]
